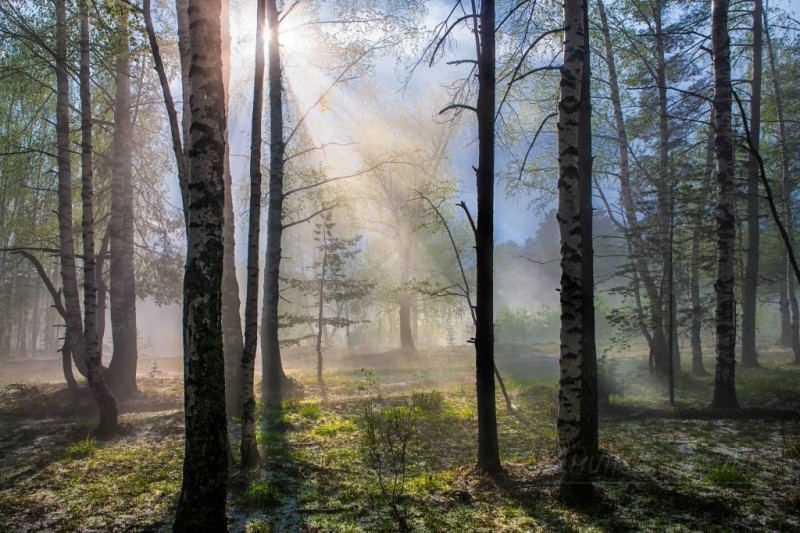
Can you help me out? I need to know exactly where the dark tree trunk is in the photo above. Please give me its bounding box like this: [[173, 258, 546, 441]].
[[80, 0, 118, 436], [55, 0, 88, 381], [108, 7, 138, 398], [220, 0, 245, 419], [690, 120, 715, 376], [711, 0, 738, 409], [474, 0, 501, 475], [62, 332, 78, 391], [240, 0, 266, 470], [261, 0, 289, 407], [172, 0, 230, 528], [651, 0, 680, 376], [398, 226, 416, 353], [741, 0, 763, 368], [578, 0, 598, 469]]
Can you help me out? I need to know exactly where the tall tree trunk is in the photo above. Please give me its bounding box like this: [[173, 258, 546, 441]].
[[474, 0, 501, 475], [240, 0, 266, 471], [172, 0, 230, 527], [764, 10, 800, 364], [55, 0, 88, 381], [597, 0, 665, 371], [578, 0, 598, 466], [711, 0, 738, 409], [398, 227, 416, 353], [80, 0, 118, 436], [316, 229, 328, 388], [653, 0, 678, 375], [741, 0, 763, 368], [108, 5, 138, 397], [690, 119, 715, 376], [261, 0, 289, 406], [220, 0, 245, 419], [558, 0, 598, 503]]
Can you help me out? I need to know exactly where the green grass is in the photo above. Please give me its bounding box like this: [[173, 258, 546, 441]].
[[705, 462, 755, 486], [238, 479, 281, 509], [2, 349, 799, 531], [66, 436, 97, 459]]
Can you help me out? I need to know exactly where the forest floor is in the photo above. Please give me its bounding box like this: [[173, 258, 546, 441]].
[[0, 345, 799, 532]]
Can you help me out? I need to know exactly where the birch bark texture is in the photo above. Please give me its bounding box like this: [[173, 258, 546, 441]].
[[173, 0, 230, 527], [711, 0, 739, 409], [557, 0, 599, 502]]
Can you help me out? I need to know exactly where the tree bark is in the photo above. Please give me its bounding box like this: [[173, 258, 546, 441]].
[[80, 0, 118, 436], [108, 6, 139, 398], [474, 0, 501, 475], [220, 0, 245, 419], [240, 0, 266, 471], [172, 0, 230, 528], [741, 0, 763, 368], [398, 227, 416, 353], [653, 0, 679, 375], [55, 0, 88, 381], [690, 119, 715, 376], [261, 0, 289, 406], [711, 0, 738, 409], [558, 0, 598, 503], [578, 0, 598, 468]]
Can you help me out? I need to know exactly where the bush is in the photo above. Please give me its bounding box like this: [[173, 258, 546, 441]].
[[360, 398, 417, 532]]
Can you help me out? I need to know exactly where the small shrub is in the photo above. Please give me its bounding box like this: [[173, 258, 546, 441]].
[[67, 436, 97, 460], [411, 390, 445, 413], [299, 402, 322, 420], [705, 462, 753, 486], [239, 480, 280, 509], [361, 398, 417, 532]]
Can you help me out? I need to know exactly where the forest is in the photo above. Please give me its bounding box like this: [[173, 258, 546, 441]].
[[0, 0, 799, 530]]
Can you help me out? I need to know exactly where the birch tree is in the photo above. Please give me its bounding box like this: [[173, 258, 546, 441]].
[[173, 0, 230, 526]]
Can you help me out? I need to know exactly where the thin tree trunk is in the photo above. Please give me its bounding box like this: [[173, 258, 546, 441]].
[[690, 119, 715, 376], [261, 0, 289, 406], [172, 0, 230, 527], [741, 0, 763, 368], [219, 0, 245, 419], [654, 0, 678, 375], [578, 0, 598, 464], [240, 0, 266, 471], [597, 0, 665, 370], [711, 0, 738, 409], [474, 0, 501, 475], [764, 10, 800, 364], [108, 6, 138, 397], [55, 0, 88, 381], [142, 0, 189, 213], [80, 0, 118, 436], [398, 227, 416, 353], [316, 229, 328, 388]]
